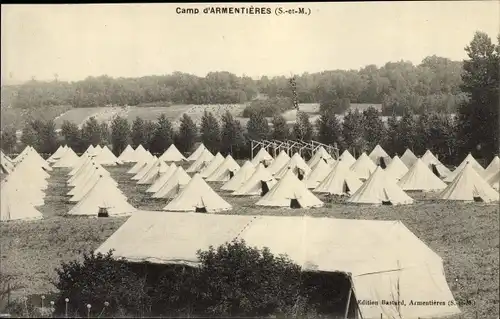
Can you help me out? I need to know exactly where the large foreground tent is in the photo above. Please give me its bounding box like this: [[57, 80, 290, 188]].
[[162, 174, 232, 213], [400, 148, 418, 168], [232, 163, 277, 196], [159, 144, 187, 162], [96, 212, 461, 319], [220, 161, 255, 192], [384, 155, 408, 181], [186, 149, 214, 173], [444, 153, 485, 183], [274, 153, 311, 180], [439, 162, 499, 203], [256, 169, 323, 209], [420, 150, 451, 179], [397, 159, 447, 192], [152, 166, 191, 199], [205, 154, 240, 182], [313, 160, 363, 196], [118, 145, 136, 163], [349, 152, 376, 181], [187, 143, 207, 162], [250, 148, 274, 166], [348, 166, 414, 205]]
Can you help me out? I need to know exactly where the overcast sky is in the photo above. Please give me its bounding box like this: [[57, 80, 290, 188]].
[[1, 2, 499, 84]]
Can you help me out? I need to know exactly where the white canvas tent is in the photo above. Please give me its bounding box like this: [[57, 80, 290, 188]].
[[339, 150, 356, 167], [199, 152, 225, 178], [47, 145, 68, 163], [384, 155, 409, 181], [304, 158, 333, 189], [368, 144, 390, 167], [482, 156, 500, 181], [52, 148, 80, 168], [220, 161, 255, 192], [186, 149, 214, 173], [187, 143, 207, 162], [132, 145, 149, 162], [137, 160, 169, 185], [132, 156, 158, 180], [307, 146, 333, 170], [398, 159, 447, 192], [118, 145, 136, 163], [266, 150, 290, 175], [127, 152, 154, 174], [232, 163, 277, 196], [444, 153, 485, 183], [400, 149, 418, 168], [440, 163, 499, 203], [487, 171, 499, 191], [313, 160, 363, 196], [420, 150, 452, 179], [274, 153, 311, 180], [206, 155, 240, 182], [94, 146, 123, 166], [348, 166, 414, 205], [256, 169, 323, 208], [162, 174, 232, 213], [251, 148, 273, 166], [68, 173, 118, 203], [159, 144, 187, 162], [67, 176, 136, 217], [350, 152, 376, 181], [95, 212, 461, 319], [1, 179, 43, 221], [146, 163, 177, 193], [152, 166, 191, 199], [1, 151, 15, 174]]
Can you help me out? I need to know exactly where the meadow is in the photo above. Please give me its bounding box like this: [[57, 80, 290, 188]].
[[1, 163, 498, 319]]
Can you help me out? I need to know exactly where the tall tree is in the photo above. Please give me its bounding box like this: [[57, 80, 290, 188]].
[[61, 121, 83, 153], [20, 122, 38, 150], [131, 117, 146, 148], [362, 107, 386, 151], [342, 110, 366, 156], [220, 111, 238, 155], [150, 114, 174, 154], [200, 111, 221, 154], [246, 111, 270, 141], [111, 116, 131, 156], [143, 120, 157, 151], [0, 128, 17, 154], [232, 120, 247, 159], [81, 117, 103, 148], [457, 32, 499, 161], [40, 120, 59, 154], [316, 108, 342, 147], [271, 115, 289, 141], [177, 114, 198, 153], [414, 111, 431, 155], [100, 122, 110, 146], [292, 112, 313, 141], [397, 108, 418, 155], [385, 113, 400, 156]]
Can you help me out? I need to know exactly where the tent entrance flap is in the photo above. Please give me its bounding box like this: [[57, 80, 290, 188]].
[[343, 181, 350, 194], [473, 196, 483, 202], [229, 171, 234, 179], [290, 198, 301, 209], [379, 157, 387, 169], [431, 164, 441, 178], [261, 181, 270, 196], [195, 206, 207, 213], [98, 207, 109, 218]]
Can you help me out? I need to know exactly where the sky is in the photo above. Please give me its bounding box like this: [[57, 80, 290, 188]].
[[1, 2, 499, 84]]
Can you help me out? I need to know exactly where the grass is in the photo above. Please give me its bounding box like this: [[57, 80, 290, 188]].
[[1, 164, 498, 319], [0, 105, 72, 130]]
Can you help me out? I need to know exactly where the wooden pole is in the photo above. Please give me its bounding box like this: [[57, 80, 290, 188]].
[[344, 288, 352, 319]]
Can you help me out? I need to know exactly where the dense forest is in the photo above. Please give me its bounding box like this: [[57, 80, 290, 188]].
[[1, 55, 466, 115]]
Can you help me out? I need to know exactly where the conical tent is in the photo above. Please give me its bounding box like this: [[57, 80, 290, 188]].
[[339, 150, 356, 167], [199, 153, 225, 178], [313, 160, 363, 196], [13, 146, 30, 163], [400, 149, 418, 168], [232, 163, 277, 196], [256, 169, 324, 208], [384, 155, 409, 181], [487, 171, 499, 191], [187, 143, 207, 162], [68, 161, 107, 187], [152, 166, 191, 199], [348, 166, 414, 205], [127, 152, 153, 174], [82, 145, 95, 157], [132, 157, 158, 180], [68, 154, 91, 176], [118, 145, 136, 163], [220, 161, 256, 192], [440, 163, 499, 203], [137, 160, 169, 185], [1, 180, 43, 221], [52, 148, 80, 168], [420, 150, 451, 179], [350, 152, 377, 180], [397, 159, 447, 192], [1, 151, 15, 174], [94, 146, 122, 166], [266, 151, 291, 175], [146, 163, 177, 193], [159, 144, 187, 162], [482, 156, 500, 180], [251, 148, 274, 166], [368, 144, 390, 166], [444, 153, 485, 183], [186, 149, 214, 173], [132, 145, 149, 162], [206, 155, 240, 182], [274, 153, 311, 180], [307, 147, 333, 170], [68, 176, 136, 217], [69, 173, 118, 203], [304, 159, 333, 189], [47, 145, 68, 163], [162, 174, 232, 213]]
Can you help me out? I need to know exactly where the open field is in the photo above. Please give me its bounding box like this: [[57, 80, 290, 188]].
[[1, 105, 72, 130], [1, 164, 498, 319]]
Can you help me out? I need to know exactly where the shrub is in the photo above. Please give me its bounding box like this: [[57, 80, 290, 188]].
[[242, 97, 294, 118]]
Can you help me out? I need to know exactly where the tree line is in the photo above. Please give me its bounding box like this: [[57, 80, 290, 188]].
[[2, 55, 468, 116], [1, 32, 498, 164]]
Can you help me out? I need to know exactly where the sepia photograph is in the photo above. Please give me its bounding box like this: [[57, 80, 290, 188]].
[[0, 2, 499, 318]]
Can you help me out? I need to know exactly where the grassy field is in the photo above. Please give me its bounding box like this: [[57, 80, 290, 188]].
[[1, 164, 498, 318], [1, 105, 72, 130]]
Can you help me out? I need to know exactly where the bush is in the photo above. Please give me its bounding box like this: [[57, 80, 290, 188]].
[[242, 97, 294, 118]]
